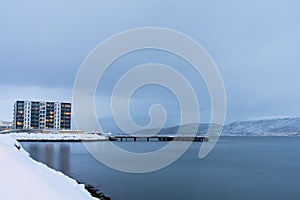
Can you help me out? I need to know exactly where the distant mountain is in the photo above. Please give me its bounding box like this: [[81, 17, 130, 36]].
[[131, 123, 223, 136], [130, 116, 300, 136], [157, 123, 222, 136], [222, 116, 300, 136]]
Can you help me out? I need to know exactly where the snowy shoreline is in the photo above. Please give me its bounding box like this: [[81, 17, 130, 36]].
[[0, 134, 102, 200], [10, 132, 109, 142]]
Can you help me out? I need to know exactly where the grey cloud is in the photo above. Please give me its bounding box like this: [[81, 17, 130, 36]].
[[1, 0, 300, 125]]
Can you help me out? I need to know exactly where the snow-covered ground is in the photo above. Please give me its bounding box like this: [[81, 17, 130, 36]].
[[10, 133, 108, 141], [0, 134, 99, 200]]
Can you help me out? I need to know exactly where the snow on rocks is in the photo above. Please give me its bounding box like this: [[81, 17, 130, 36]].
[[0, 134, 99, 200]]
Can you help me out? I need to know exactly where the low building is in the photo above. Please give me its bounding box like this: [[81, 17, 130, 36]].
[[0, 121, 13, 131], [13, 100, 71, 130]]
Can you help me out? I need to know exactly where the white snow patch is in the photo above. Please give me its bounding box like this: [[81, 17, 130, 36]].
[[0, 134, 99, 200], [241, 116, 292, 122], [10, 133, 108, 141]]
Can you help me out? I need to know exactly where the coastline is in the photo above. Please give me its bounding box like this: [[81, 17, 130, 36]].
[[77, 181, 111, 200], [10, 132, 109, 141], [0, 134, 108, 200]]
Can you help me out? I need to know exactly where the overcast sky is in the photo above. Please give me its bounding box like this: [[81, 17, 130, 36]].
[[1, 0, 300, 131]]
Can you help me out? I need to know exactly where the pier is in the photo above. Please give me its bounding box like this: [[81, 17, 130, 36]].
[[109, 135, 209, 142]]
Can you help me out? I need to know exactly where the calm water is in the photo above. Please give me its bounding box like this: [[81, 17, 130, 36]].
[[21, 137, 300, 200]]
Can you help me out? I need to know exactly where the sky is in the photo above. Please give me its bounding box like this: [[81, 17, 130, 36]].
[[1, 0, 300, 132]]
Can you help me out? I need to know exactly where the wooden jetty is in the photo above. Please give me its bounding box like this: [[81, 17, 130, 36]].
[[109, 135, 209, 142]]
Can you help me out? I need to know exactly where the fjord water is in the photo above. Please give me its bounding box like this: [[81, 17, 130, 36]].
[[21, 137, 300, 200]]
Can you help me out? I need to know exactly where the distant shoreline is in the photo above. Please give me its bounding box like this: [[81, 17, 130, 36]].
[[9, 132, 109, 142], [16, 139, 108, 142]]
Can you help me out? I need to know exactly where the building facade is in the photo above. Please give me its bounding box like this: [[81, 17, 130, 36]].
[[0, 121, 13, 131], [13, 100, 71, 130]]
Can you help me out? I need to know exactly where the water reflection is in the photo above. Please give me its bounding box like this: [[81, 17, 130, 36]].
[[28, 143, 40, 159], [58, 144, 70, 174], [21, 139, 300, 200], [45, 144, 54, 168], [23, 142, 70, 175]]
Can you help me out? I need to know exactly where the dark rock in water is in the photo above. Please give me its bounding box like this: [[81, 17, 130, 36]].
[[77, 181, 111, 200], [14, 143, 21, 150]]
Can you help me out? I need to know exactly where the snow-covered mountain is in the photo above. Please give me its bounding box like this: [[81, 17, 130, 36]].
[[222, 116, 300, 136], [131, 116, 300, 136], [158, 123, 222, 136], [130, 123, 222, 136], [125, 117, 300, 136]]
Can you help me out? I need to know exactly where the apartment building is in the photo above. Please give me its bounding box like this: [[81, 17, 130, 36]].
[[13, 100, 71, 130]]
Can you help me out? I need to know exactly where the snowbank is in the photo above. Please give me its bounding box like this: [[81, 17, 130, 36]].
[[0, 134, 98, 200], [10, 133, 108, 141]]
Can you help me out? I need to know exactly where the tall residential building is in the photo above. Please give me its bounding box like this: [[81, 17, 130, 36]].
[[13, 100, 71, 130]]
